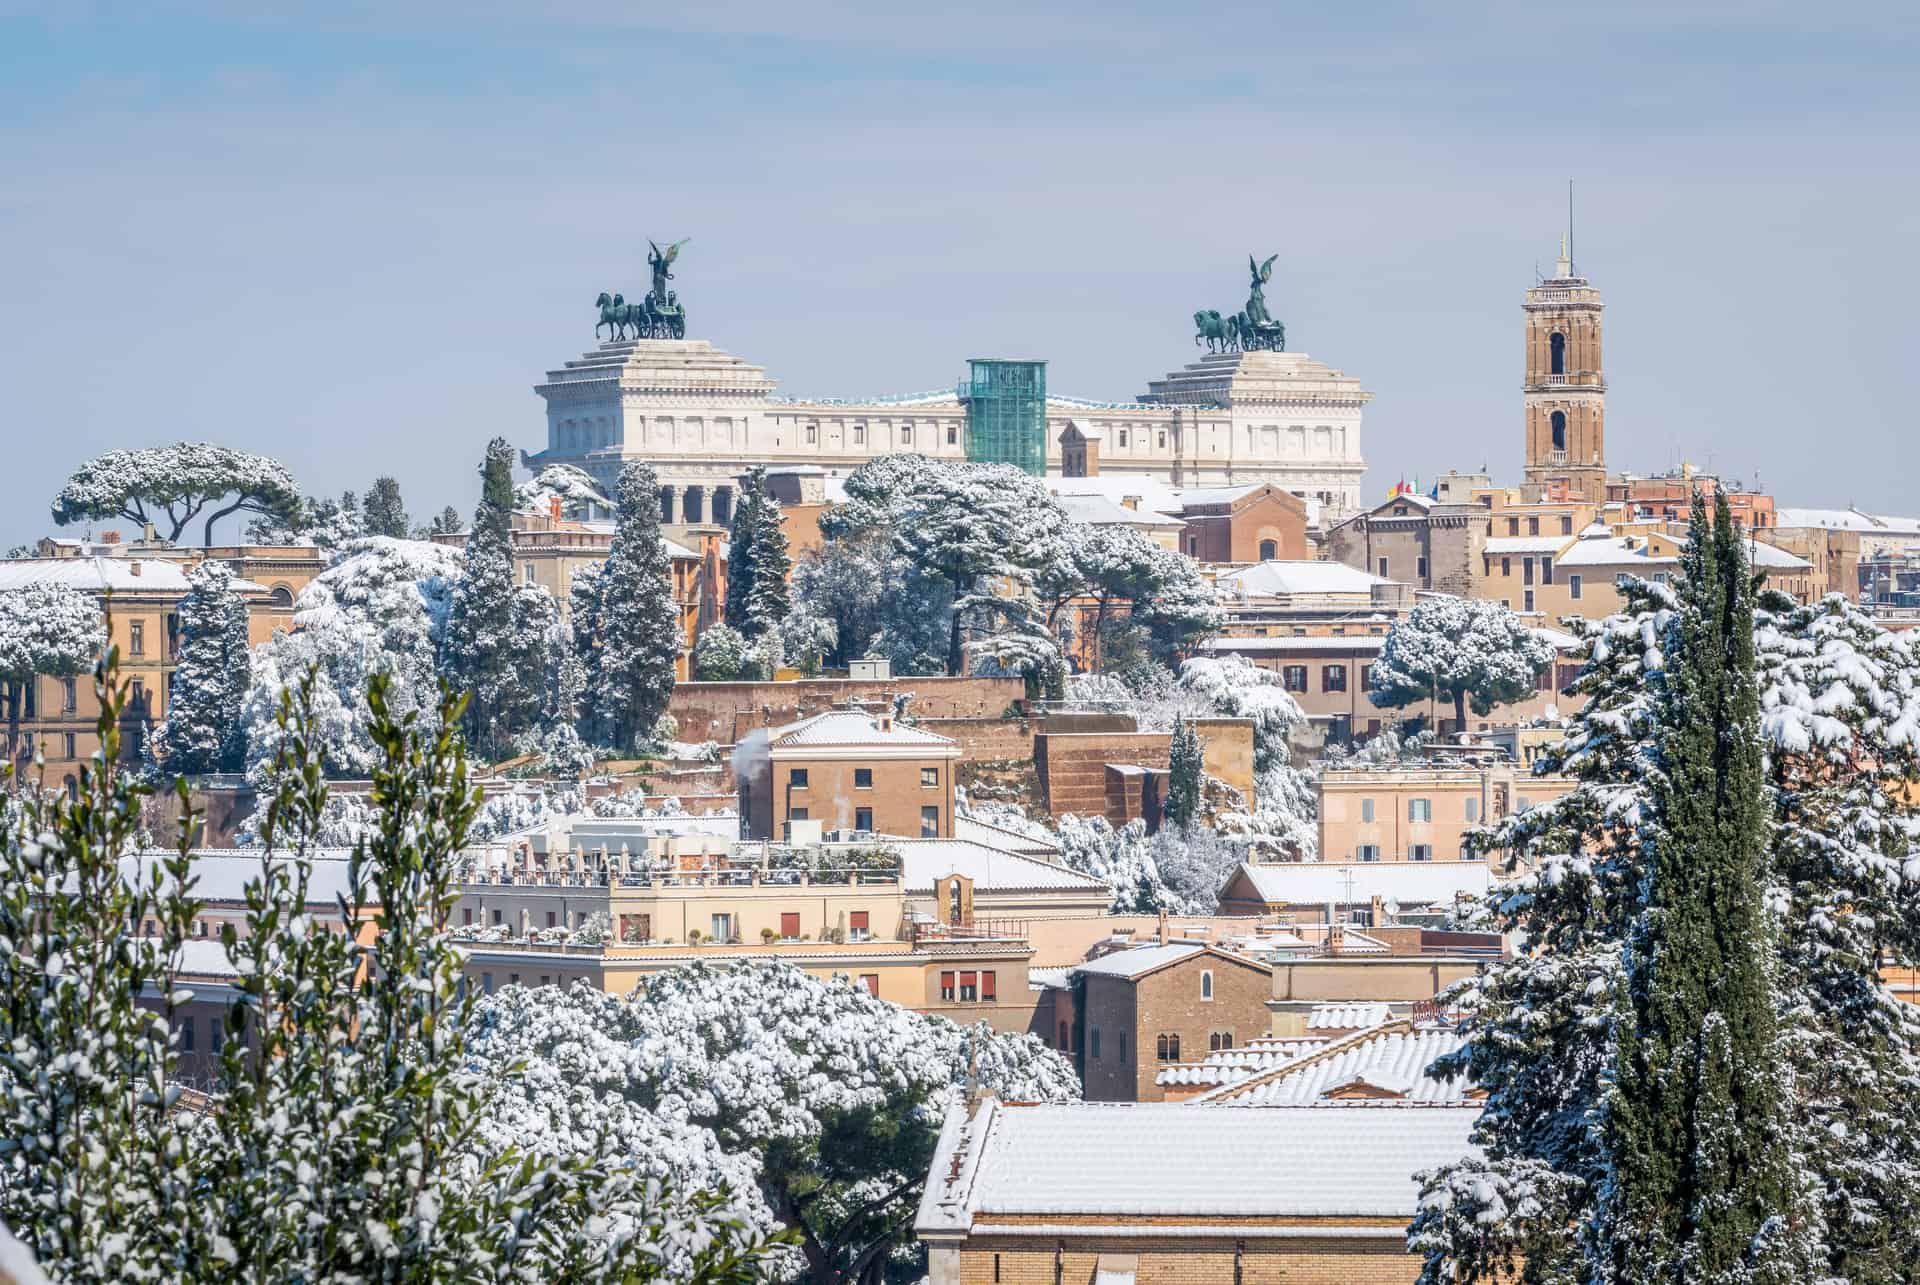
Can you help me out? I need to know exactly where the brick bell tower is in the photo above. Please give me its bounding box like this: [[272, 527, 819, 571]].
[[1522, 235, 1607, 502]]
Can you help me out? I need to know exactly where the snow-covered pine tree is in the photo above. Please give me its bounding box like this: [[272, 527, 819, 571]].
[[50, 442, 302, 546], [578, 462, 680, 752], [147, 559, 251, 776], [441, 438, 529, 760], [1369, 595, 1554, 732], [0, 584, 103, 785], [1166, 717, 1203, 830], [692, 622, 753, 681], [425, 504, 462, 537], [1595, 492, 1815, 1282], [724, 467, 763, 633], [744, 482, 792, 639], [361, 475, 409, 538]]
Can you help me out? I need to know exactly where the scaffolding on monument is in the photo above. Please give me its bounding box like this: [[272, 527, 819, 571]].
[[957, 359, 1047, 476]]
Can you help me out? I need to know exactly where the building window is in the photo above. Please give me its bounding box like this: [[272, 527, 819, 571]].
[[1091, 1028, 1101, 1058], [1551, 410, 1568, 451], [1411, 843, 1434, 862], [1570, 574, 1582, 600], [129, 621, 145, 656], [805, 425, 818, 444], [1542, 558, 1554, 585], [462, 908, 473, 926], [1119, 1031, 1128, 1061], [1156, 1033, 1181, 1062], [921, 767, 939, 787], [859, 974, 880, 997], [1358, 843, 1381, 862], [1524, 590, 1536, 612], [1321, 665, 1346, 693], [1409, 798, 1432, 822], [1058, 1021, 1070, 1049], [62, 732, 75, 759], [981, 971, 997, 1002], [1377, 556, 1388, 578], [921, 805, 939, 837], [1258, 539, 1278, 560], [1200, 970, 1214, 1001], [1360, 798, 1374, 823], [854, 807, 874, 831], [1118, 430, 1129, 448], [482, 972, 494, 994], [1281, 665, 1307, 692], [789, 807, 809, 821], [1416, 555, 1428, 579], [940, 971, 956, 1001], [1507, 517, 1519, 535], [522, 564, 535, 585], [1550, 331, 1566, 375], [947, 425, 958, 445], [1465, 797, 1480, 823], [854, 767, 873, 789], [1360, 664, 1374, 688], [780, 912, 800, 940], [1501, 556, 1512, 576], [1523, 557, 1535, 585], [849, 910, 870, 941], [1561, 515, 1573, 535], [851, 424, 864, 445], [789, 768, 808, 789], [180, 1017, 195, 1052], [1157, 432, 1166, 449], [900, 426, 912, 444], [545, 911, 557, 929], [710, 913, 734, 942], [491, 908, 503, 925], [1527, 517, 1540, 536], [61, 677, 76, 712]]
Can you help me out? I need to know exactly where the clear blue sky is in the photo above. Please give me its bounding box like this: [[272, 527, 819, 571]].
[[2, 2, 1915, 545]]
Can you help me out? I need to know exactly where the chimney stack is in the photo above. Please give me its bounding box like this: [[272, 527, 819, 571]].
[[1157, 907, 1169, 946]]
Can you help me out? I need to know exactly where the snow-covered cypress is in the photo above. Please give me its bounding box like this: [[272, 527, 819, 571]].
[[1595, 492, 1815, 1282], [577, 463, 680, 752], [724, 466, 792, 640], [441, 438, 531, 759], [361, 475, 409, 538], [1166, 717, 1203, 831], [0, 584, 102, 780], [1369, 595, 1554, 731], [146, 560, 250, 776]]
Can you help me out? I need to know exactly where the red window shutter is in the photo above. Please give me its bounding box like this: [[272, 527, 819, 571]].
[[861, 974, 880, 996], [981, 971, 996, 1000], [960, 971, 976, 989], [780, 912, 800, 937], [850, 910, 869, 931], [940, 971, 955, 989]]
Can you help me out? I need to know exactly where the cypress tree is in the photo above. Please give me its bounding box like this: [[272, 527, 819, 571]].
[[147, 560, 251, 775], [725, 468, 792, 640], [1597, 492, 1813, 1283], [579, 462, 681, 752], [442, 438, 522, 759], [1165, 717, 1203, 831], [363, 476, 410, 538], [724, 474, 759, 633]]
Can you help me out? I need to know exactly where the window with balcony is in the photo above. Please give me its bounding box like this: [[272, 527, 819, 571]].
[[1411, 844, 1434, 861], [853, 767, 873, 789], [1358, 843, 1381, 862], [1550, 331, 1566, 375], [1551, 411, 1568, 452]]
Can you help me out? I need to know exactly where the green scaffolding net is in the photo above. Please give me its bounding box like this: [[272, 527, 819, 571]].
[[958, 359, 1048, 476]]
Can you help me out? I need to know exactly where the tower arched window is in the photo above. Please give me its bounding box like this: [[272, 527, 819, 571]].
[[1549, 332, 1567, 376], [1550, 411, 1568, 452], [1259, 539, 1278, 561]]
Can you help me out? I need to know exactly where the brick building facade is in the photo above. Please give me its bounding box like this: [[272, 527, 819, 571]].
[[1073, 943, 1273, 1102]]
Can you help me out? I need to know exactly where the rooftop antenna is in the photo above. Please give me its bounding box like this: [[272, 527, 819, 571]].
[[1567, 178, 1575, 275]]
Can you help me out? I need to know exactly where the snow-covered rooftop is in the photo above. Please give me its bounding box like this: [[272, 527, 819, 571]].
[[1056, 493, 1185, 529], [952, 815, 1062, 858], [769, 709, 957, 750], [1043, 475, 1186, 520], [1214, 560, 1392, 597], [1230, 860, 1495, 907], [1154, 1038, 1327, 1087], [1747, 541, 1813, 570], [893, 840, 1112, 895], [1198, 1024, 1472, 1106], [1169, 484, 1264, 507], [1071, 942, 1207, 980], [1203, 634, 1387, 655], [1308, 1001, 1393, 1030], [1774, 508, 1920, 536], [0, 558, 264, 594], [120, 851, 362, 905], [915, 1099, 1480, 1231], [1555, 536, 1678, 568]]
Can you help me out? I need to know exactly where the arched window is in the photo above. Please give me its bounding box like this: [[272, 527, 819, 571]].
[[1550, 411, 1568, 451], [268, 585, 294, 609], [1200, 970, 1214, 1001], [1258, 539, 1278, 561], [1549, 331, 1567, 375]]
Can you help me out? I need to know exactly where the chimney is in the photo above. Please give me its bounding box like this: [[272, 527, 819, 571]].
[[1157, 907, 1169, 946], [1370, 895, 1384, 926], [549, 494, 563, 522], [129, 561, 141, 577], [1328, 922, 1345, 955]]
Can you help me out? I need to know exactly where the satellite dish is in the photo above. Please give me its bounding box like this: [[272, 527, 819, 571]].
[[1383, 897, 1401, 919]]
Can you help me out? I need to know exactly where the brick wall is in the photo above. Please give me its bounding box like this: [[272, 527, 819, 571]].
[[920, 717, 1036, 763], [954, 1235, 1425, 1284], [1131, 953, 1272, 1101], [1035, 732, 1171, 821], [669, 676, 1023, 745]]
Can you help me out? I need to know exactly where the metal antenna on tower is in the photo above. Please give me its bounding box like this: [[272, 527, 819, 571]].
[[1568, 178, 1576, 274]]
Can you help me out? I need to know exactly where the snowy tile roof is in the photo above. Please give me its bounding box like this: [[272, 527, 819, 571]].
[[769, 709, 957, 749], [1483, 536, 1573, 555], [163, 938, 240, 978], [1199, 1024, 1472, 1106], [1155, 1038, 1327, 1087], [121, 851, 363, 906], [1214, 560, 1392, 597], [1555, 536, 1678, 568], [1071, 942, 1207, 980], [953, 815, 1061, 858], [1747, 541, 1813, 570], [1775, 508, 1920, 536], [1026, 965, 1076, 990], [915, 1099, 1480, 1230], [0, 558, 264, 594], [1230, 860, 1495, 907], [1308, 1001, 1393, 1030], [893, 840, 1111, 895], [1057, 493, 1184, 529], [1043, 475, 1186, 520], [1168, 484, 1264, 507]]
